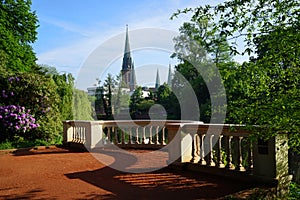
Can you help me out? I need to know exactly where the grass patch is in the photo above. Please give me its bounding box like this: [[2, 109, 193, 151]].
[[0, 135, 62, 150]]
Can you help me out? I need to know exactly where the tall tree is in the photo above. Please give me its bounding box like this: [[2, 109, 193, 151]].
[[129, 86, 144, 118], [0, 0, 39, 72], [172, 0, 300, 152], [73, 89, 94, 120], [103, 74, 116, 119], [156, 83, 179, 119], [172, 19, 233, 122]]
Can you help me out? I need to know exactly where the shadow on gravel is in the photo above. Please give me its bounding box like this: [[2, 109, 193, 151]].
[[11, 145, 86, 156], [66, 166, 258, 200], [65, 148, 257, 200], [0, 189, 46, 200]]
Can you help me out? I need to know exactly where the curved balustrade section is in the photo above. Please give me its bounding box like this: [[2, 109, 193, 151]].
[[179, 124, 253, 174], [63, 120, 291, 196], [63, 120, 195, 150], [63, 120, 253, 172]]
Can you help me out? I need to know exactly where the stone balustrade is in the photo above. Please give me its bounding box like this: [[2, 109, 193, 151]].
[[173, 123, 253, 173], [100, 120, 169, 149], [63, 120, 291, 197], [63, 120, 196, 149]]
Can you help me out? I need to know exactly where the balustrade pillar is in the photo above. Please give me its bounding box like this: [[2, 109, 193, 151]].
[[128, 128, 132, 144], [148, 126, 154, 144], [121, 129, 125, 144], [63, 121, 74, 144], [190, 133, 200, 163], [107, 127, 112, 143], [166, 123, 182, 164], [142, 127, 146, 144], [134, 127, 139, 144], [155, 126, 160, 144], [225, 136, 235, 170], [161, 127, 166, 145], [235, 136, 245, 171], [216, 135, 225, 168], [206, 134, 216, 166], [85, 121, 103, 150], [198, 133, 207, 165]]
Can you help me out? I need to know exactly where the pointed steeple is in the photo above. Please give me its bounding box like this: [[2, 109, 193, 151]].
[[167, 64, 172, 87], [130, 62, 137, 91], [155, 68, 160, 91], [121, 25, 133, 88], [123, 24, 131, 64]]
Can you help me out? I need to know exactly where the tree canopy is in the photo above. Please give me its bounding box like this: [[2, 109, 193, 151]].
[[172, 0, 300, 152], [0, 0, 39, 72]]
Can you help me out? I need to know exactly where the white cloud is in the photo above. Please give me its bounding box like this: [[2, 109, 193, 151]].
[[39, 16, 93, 37]]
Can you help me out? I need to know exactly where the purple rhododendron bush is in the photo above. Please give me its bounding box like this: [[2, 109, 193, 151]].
[[0, 105, 39, 141], [0, 73, 63, 145]]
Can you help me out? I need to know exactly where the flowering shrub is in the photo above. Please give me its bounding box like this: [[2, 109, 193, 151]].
[[0, 73, 62, 142], [0, 71, 73, 145], [0, 105, 39, 140]]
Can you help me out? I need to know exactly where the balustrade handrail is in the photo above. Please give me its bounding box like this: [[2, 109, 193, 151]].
[[63, 120, 251, 139]]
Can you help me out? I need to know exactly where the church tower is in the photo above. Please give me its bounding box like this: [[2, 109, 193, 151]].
[[121, 25, 136, 91]]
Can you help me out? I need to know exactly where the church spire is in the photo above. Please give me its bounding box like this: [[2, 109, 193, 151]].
[[124, 24, 131, 62], [121, 25, 133, 87], [130, 62, 137, 91], [122, 25, 132, 71], [167, 64, 172, 87], [155, 68, 160, 91]]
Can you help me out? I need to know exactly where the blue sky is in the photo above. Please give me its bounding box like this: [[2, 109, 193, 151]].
[[31, 0, 226, 90]]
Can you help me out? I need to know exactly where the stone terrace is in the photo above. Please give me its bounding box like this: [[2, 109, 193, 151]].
[[0, 146, 265, 200]]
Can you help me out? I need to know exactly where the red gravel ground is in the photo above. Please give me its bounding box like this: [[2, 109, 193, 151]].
[[0, 146, 259, 200]]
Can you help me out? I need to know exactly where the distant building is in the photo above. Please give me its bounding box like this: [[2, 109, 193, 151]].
[[87, 25, 173, 96], [87, 86, 97, 96]]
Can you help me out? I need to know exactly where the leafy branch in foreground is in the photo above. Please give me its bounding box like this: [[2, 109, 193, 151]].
[[171, 0, 300, 153]]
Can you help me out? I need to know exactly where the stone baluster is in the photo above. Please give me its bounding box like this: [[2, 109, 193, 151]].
[[206, 134, 216, 166], [162, 127, 166, 145], [73, 126, 77, 141], [76, 126, 80, 142], [74, 127, 77, 142], [216, 135, 225, 168], [149, 126, 154, 144], [190, 133, 200, 163], [76, 127, 79, 142], [83, 127, 87, 143], [235, 136, 245, 171], [82, 127, 86, 143], [121, 128, 125, 144], [80, 127, 84, 143], [142, 127, 146, 144], [80, 126, 83, 142], [107, 127, 111, 143], [79, 127, 82, 143], [247, 139, 254, 174], [73, 126, 76, 141], [155, 126, 160, 144], [113, 127, 118, 144], [198, 133, 207, 165], [128, 127, 132, 144], [135, 127, 139, 144], [225, 136, 235, 170]]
